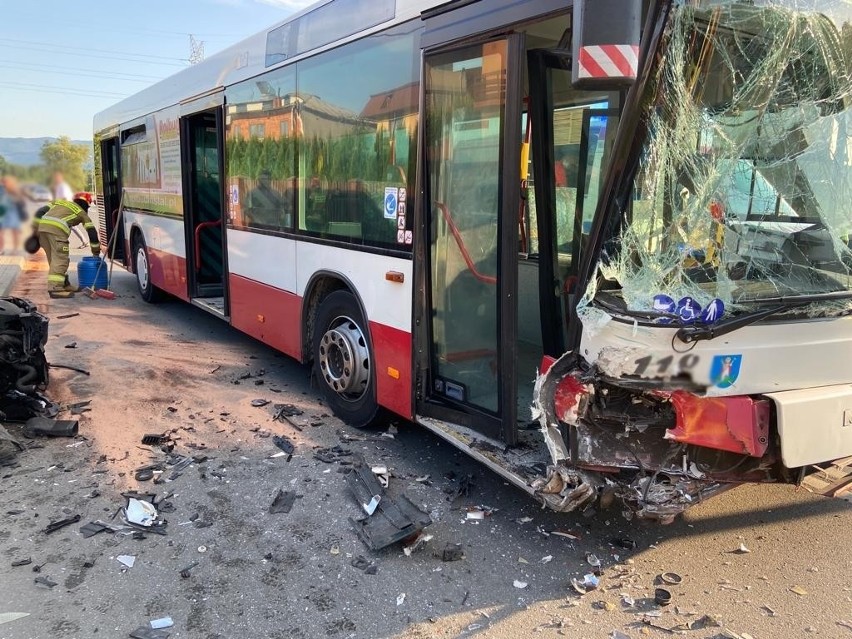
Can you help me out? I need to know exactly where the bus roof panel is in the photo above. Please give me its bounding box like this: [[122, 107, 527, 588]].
[[93, 0, 449, 132]]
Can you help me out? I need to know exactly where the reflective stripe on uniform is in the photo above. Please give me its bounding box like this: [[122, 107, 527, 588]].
[[38, 217, 71, 235], [48, 274, 66, 283]]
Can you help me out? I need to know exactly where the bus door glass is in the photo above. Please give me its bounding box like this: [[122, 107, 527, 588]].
[[100, 136, 124, 260], [423, 39, 513, 439], [183, 110, 227, 305], [527, 49, 620, 355]]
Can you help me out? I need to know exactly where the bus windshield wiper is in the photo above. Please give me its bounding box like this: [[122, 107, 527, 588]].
[[675, 291, 852, 344]]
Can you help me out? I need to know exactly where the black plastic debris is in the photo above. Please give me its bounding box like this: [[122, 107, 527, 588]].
[[64, 342, 77, 349], [23, 416, 79, 438], [129, 627, 170, 639], [179, 561, 198, 578], [43, 514, 81, 534], [610, 537, 637, 550], [135, 468, 155, 482], [56, 313, 79, 319], [66, 401, 91, 416], [11, 557, 32, 567], [251, 398, 270, 407], [268, 489, 297, 514], [79, 521, 111, 538], [313, 446, 352, 464], [141, 433, 171, 446], [272, 435, 294, 459], [440, 543, 465, 562], [350, 555, 378, 575], [347, 460, 432, 551], [34, 576, 57, 588]]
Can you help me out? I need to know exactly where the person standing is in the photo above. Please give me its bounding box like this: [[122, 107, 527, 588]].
[[0, 176, 26, 253], [50, 172, 74, 201], [33, 193, 101, 298]]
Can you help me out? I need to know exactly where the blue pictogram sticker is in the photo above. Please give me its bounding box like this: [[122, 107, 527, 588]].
[[710, 354, 742, 388], [676, 296, 701, 324], [700, 298, 725, 324], [384, 187, 398, 219]]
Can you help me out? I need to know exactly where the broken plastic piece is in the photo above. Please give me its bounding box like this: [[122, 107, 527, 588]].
[[150, 617, 174, 629], [34, 576, 57, 588], [350, 555, 378, 574], [79, 521, 111, 538], [513, 580, 528, 589], [272, 435, 294, 455], [141, 433, 170, 446], [396, 593, 406, 606], [43, 514, 81, 534], [126, 499, 157, 527], [571, 573, 600, 594], [654, 588, 672, 606], [117, 555, 136, 568], [0, 613, 30, 626], [440, 543, 464, 562], [24, 416, 79, 438], [586, 553, 602, 575], [11, 557, 32, 567], [268, 489, 297, 514]]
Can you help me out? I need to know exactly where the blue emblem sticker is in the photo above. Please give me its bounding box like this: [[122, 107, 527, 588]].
[[653, 294, 675, 324], [700, 298, 725, 324], [384, 187, 398, 219], [710, 354, 742, 388], [676, 297, 701, 324]]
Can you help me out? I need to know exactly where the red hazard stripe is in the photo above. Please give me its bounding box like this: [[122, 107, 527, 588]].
[[578, 47, 608, 78], [604, 45, 635, 78], [578, 45, 639, 79]]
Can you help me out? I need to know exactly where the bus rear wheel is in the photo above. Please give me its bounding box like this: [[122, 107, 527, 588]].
[[312, 290, 381, 428], [133, 234, 162, 303]]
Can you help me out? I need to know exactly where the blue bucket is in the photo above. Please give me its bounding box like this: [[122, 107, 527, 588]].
[[77, 256, 108, 290]]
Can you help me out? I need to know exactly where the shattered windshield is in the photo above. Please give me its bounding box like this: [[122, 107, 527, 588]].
[[602, 0, 852, 316]]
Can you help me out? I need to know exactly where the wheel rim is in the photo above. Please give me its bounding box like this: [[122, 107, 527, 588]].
[[318, 315, 370, 402], [136, 246, 149, 291]]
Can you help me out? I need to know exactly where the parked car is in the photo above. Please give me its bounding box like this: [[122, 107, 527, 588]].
[[21, 183, 51, 203]]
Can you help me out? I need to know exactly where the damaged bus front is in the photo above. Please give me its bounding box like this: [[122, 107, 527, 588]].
[[537, 0, 852, 521]]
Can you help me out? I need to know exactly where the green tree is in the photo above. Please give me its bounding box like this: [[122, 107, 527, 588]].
[[39, 136, 91, 191]]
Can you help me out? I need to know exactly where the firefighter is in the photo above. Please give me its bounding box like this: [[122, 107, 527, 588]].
[[34, 193, 101, 298]]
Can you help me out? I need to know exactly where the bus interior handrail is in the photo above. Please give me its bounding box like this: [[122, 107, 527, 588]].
[[434, 201, 497, 285]]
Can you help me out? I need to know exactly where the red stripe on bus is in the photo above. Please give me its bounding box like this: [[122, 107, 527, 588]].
[[228, 274, 303, 360], [147, 247, 189, 300], [369, 321, 413, 420]]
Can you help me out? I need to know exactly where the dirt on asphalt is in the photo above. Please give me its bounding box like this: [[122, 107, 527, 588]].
[[0, 255, 850, 639]]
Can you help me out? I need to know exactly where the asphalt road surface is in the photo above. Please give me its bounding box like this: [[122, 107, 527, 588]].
[[1, 260, 850, 639]]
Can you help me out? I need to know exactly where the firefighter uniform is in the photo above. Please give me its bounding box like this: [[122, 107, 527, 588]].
[[35, 199, 101, 298]]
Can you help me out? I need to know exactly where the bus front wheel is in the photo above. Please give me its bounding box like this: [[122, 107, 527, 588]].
[[312, 290, 381, 428], [133, 235, 162, 303]]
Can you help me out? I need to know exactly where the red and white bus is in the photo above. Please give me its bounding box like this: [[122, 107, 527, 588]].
[[94, 0, 852, 520]]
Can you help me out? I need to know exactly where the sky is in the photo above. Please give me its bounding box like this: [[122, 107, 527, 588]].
[[0, 0, 314, 140]]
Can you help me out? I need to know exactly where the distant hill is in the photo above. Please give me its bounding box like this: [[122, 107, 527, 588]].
[[0, 137, 92, 167]]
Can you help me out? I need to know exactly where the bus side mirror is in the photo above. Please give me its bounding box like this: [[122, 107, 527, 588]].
[[572, 0, 642, 90]]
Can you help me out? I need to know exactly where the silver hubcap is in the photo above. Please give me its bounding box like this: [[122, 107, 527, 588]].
[[318, 315, 370, 401], [136, 246, 149, 290]]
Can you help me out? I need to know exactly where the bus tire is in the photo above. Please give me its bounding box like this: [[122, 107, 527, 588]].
[[312, 290, 381, 428], [133, 234, 162, 303]]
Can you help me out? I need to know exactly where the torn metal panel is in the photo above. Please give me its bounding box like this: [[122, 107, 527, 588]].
[[665, 391, 770, 457], [597, 0, 852, 318]]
